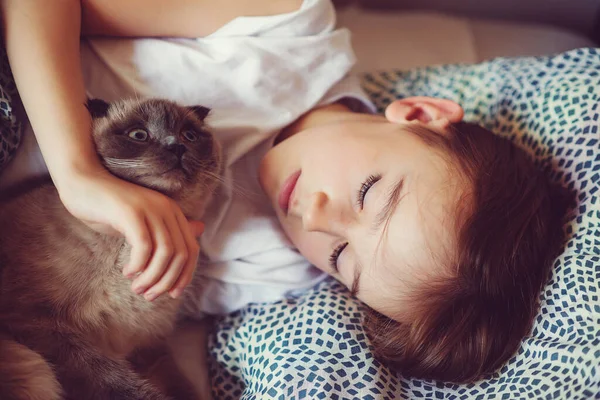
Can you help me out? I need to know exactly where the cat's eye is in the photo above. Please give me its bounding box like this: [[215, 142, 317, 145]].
[[128, 129, 149, 142], [183, 131, 198, 142]]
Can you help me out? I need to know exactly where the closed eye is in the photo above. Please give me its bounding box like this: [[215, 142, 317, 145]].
[[329, 242, 348, 272], [357, 174, 381, 209]]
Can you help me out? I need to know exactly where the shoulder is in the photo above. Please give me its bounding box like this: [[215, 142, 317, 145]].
[[268, 0, 304, 15], [209, 0, 336, 38]]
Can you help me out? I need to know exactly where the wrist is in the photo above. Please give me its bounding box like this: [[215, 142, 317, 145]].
[[50, 155, 107, 192]]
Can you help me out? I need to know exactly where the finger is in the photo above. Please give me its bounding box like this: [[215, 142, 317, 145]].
[[143, 212, 189, 301], [189, 220, 205, 237], [121, 213, 153, 278], [169, 214, 201, 298], [131, 216, 175, 299]]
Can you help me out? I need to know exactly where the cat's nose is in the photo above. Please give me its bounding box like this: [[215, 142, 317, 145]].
[[167, 144, 187, 158]]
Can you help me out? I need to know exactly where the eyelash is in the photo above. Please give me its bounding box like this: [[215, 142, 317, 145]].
[[329, 242, 348, 272], [356, 174, 381, 209], [329, 174, 382, 271]]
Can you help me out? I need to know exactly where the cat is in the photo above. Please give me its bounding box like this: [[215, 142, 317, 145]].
[[0, 98, 222, 400]]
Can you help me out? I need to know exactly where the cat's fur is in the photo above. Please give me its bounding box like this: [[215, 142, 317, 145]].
[[0, 98, 222, 400]]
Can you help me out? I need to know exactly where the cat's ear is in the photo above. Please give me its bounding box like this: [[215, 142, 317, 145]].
[[86, 98, 111, 119], [189, 105, 211, 121]]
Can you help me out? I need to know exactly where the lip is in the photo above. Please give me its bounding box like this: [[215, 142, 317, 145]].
[[278, 170, 301, 214]]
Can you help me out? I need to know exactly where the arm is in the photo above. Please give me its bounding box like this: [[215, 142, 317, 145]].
[[2, 0, 301, 298], [2, 0, 183, 298], [1, 0, 258, 300], [81, 0, 303, 37], [1, 0, 96, 187]]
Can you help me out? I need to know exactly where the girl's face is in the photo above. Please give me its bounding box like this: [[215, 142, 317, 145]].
[[259, 98, 466, 320]]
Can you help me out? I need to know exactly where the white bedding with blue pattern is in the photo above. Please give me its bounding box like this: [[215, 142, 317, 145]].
[[208, 48, 600, 399]]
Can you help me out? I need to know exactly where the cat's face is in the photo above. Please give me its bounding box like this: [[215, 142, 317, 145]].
[[88, 98, 222, 208]]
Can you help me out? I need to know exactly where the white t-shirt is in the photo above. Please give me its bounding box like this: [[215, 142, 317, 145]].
[[11, 0, 376, 315]]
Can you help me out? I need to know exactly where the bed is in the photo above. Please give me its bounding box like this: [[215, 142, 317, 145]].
[[1, 3, 598, 399]]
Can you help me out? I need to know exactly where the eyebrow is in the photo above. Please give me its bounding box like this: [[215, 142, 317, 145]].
[[350, 177, 405, 297], [374, 176, 405, 232], [350, 262, 361, 297]]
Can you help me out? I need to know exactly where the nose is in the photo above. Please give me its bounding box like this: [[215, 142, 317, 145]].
[[302, 191, 343, 234], [167, 143, 187, 158]]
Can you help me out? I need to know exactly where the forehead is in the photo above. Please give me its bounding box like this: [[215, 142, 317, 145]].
[[110, 100, 197, 131]]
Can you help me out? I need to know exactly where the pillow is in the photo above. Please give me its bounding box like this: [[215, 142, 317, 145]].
[[208, 48, 600, 399], [0, 47, 22, 171]]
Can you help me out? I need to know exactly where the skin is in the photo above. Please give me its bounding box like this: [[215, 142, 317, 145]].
[[0, 0, 302, 300], [259, 97, 467, 321]]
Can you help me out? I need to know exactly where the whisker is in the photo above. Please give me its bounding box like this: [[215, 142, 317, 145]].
[[184, 152, 262, 201], [104, 155, 262, 202], [200, 169, 262, 201], [103, 158, 148, 169]]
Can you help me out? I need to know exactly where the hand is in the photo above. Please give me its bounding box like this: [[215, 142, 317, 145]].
[[58, 166, 203, 301]]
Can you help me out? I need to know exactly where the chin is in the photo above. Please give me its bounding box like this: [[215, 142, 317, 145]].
[[135, 171, 186, 196], [153, 177, 186, 194]]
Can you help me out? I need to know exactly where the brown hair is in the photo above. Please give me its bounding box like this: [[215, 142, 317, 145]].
[[364, 122, 573, 383]]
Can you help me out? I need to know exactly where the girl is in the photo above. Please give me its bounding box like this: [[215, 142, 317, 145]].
[[1, 0, 568, 383]]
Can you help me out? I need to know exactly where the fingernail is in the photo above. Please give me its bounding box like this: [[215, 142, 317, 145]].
[[133, 284, 146, 295], [145, 292, 158, 302], [192, 221, 205, 236], [170, 288, 184, 299], [123, 267, 140, 279]]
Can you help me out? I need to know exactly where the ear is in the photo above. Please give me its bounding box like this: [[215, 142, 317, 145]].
[[86, 98, 111, 119], [189, 105, 211, 121], [384, 97, 464, 129]]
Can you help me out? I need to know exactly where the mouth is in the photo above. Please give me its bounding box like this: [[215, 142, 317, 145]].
[[162, 159, 191, 176], [162, 165, 183, 174], [278, 170, 301, 215]]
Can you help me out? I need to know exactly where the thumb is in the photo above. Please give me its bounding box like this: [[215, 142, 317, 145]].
[[189, 220, 205, 237]]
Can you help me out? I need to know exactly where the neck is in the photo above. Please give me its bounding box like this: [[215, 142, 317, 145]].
[[276, 102, 379, 144]]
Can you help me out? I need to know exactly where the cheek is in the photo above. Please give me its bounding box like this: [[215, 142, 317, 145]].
[[269, 128, 339, 167], [188, 139, 214, 160], [278, 217, 330, 273], [302, 137, 375, 178], [98, 137, 147, 159], [295, 235, 331, 273]]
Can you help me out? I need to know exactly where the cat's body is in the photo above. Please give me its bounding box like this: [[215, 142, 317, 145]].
[[0, 98, 222, 400]]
